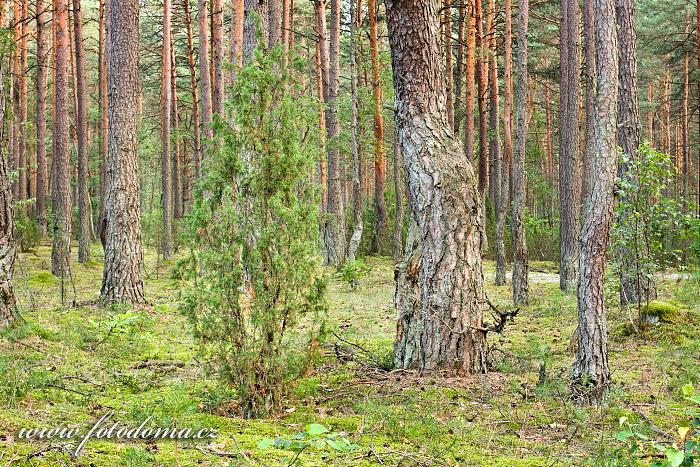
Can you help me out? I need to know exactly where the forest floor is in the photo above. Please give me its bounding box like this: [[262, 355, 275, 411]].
[[0, 242, 699, 466]]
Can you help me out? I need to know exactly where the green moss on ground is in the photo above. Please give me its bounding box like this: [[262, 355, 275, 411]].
[[0, 243, 699, 465]]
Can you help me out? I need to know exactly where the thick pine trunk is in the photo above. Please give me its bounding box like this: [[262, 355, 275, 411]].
[[0, 55, 17, 329], [35, 0, 49, 236], [323, 0, 346, 266], [51, 0, 72, 277], [387, 0, 488, 374], [511, 0, 529, 305], [73, 0, 91, 263], [161, 0, 173, 259], [101, 0, 145, 304], [558, 0, 582, 293], [572, 0, 617, 405], [369, 0, 387, 254], [616, 0, 650, 306]]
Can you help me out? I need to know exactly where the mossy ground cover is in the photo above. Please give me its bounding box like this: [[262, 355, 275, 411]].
[[1, 243, 699, 466]]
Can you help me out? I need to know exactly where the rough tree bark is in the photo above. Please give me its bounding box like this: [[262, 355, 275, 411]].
[[503, 0, 513, 205], [323, 0, 346, 266], [51, 0, 72, 277], [101, 0, 145, 304], [184, 0, 201, 180], [463, 0, 475, 161], [387, 0, 488, 374], [0, 54, 17, 329], [392, 135, 404, 261], [347, 0, 363, 263], [582, 0, 595, 207], [35, 0, 49, 236], [243, 0, 268, 60], [171, 35, 183, 219], [211, 0, 224, 116], [161, 0, 173, 259], [73, 0, 91, 263], [488, 0, 506, 286], [572, 0, 617, 405], [616, 0, 650, 306], [369, 0, 387, 253], [443, 0, 454, 129], [98, 0, 109, 246], [558, 0, 581, 293], [511, 0, 529, 305]]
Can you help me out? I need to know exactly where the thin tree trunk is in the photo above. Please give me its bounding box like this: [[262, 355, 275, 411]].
[[582, 0, 595, 207], [185, 0, 202, 181], [73, 0, 91, 263], [323, 0, 346, 265], [347, 0, 363, 262], [211, 0, 224, 116], [230, 0, 244, 83], [18, 0, 27, 204], [488, 0, 506, 286], [475, 0, 488, 247], [98, 0, 109, 246], [51, 0, 72, 277], [453, 1, 466, 133], [101, 0, 145, 304], [392, 134, 404, 261], [511, 0, 529, 305], [463, 0, 475, 161], [559, 0, 582, 293], [444, 0, 454, 129], [35, 0, 49, 236], [646, 82, 653, 144], [199, 0, 213, 156], [314, 0, 328, 213], [161, 0, 173, 259], [682, 15, 690, 204], [503, 0, 514, 205], [572, 0, 617, 405], [369, 0, 387, 253], [171, 33, 183, 219], [11, 0, 19, 201], [0, 53, 17, 329], [387, 0, 487, 374]]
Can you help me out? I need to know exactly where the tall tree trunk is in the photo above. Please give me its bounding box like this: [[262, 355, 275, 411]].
[[392, 135, 404, 261], [73, 0, 91, 263], [268, 0, 282, 46], [511, 0, 529, 305], [443, 0, 454, 129], [11, 0, 19, 201], [17, 0, 27, 204], [161, 0, 173, 259], [387, 0, 487, 374], [199, 0, 213, 158], [244, 0, 268, 59], [51, 0, 72, 277], [682, 15, 690, 205], [503, 0, 514, 205], [616, 0, 648, 306], [98, 0, 109, 246], [185, 0, 202, 181], [211, 0, 224, 116], [646, 82, 654, 144], [453, 1, 466, 133], [171, 34, 183, 219], [558, 0, 581, 293], [101, 0, 145, 304], [582, 0, 595, 207], [323, 0, 346, 265], [369, 0, 387, 253], [488, 0, 506, 286], [463, 0, 475, 161], [0, 54, 17, 329], [230, 0, 244, 83], [572, 0, 617, 405], [347, 0, 363, 262], [475, 0, 488, 245], [697, 0, 700, 219], [314, 0, 328, 213], [663, 72, 671, 155], [35, 0, 49, 236]]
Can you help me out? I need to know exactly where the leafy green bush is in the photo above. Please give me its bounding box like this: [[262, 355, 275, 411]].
[[15, 207, 40, 252], [336, 259, 372, 290], [180, 42, 326, 418]]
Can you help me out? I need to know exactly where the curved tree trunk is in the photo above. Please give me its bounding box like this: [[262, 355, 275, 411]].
[[387, 0, 488, 375], [51, 0, 72, 278], [0, 55, 17, 329], [35, 0, 49, 236], [572, 0, 617, 405], [511, 0, 529, 305], [558, 0, 582, 293], [101, 0, 145, 304]]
